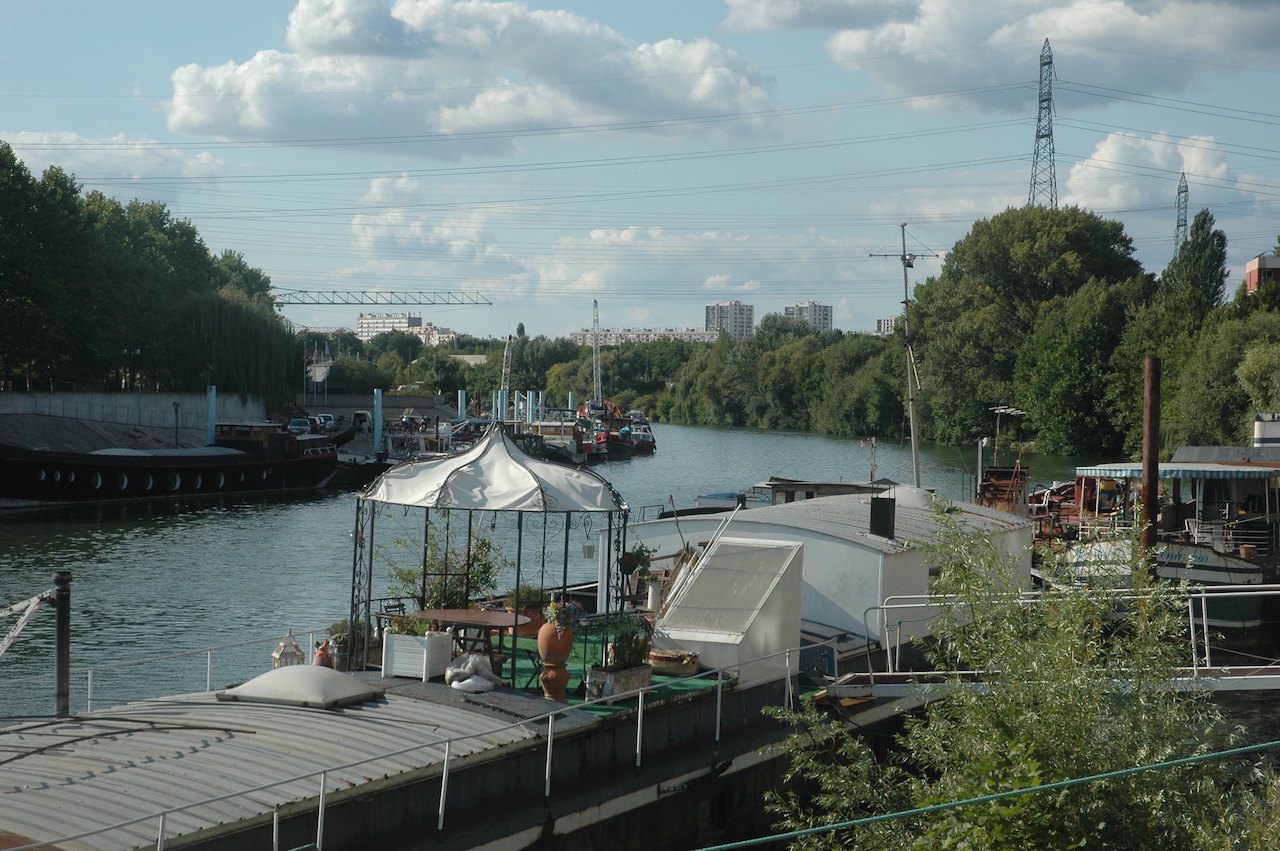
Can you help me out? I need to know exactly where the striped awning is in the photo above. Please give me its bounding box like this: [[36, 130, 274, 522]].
[[1075, 462, 1280, 480]]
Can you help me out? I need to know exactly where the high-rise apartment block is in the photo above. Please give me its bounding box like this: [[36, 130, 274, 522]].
[[783, 301, 833, 332], [875, 317, 898, 336], [705, 300, 754, 341]]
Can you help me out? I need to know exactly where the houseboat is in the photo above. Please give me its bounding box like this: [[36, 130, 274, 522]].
[[0, 422, 338, 508]]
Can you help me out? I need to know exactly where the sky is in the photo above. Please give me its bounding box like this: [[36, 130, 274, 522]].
[[4, 0, 1280, 341]]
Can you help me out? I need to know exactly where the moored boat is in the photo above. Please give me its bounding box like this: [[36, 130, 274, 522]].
[[1055, 417, 1280, 628], [626, 409, 657, 455], [0, 421, 338, 508]]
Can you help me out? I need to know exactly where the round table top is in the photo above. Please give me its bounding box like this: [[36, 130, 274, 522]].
[[414, 608, 531, 627]]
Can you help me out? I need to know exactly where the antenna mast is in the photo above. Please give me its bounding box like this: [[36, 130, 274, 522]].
[[1028, 38, 1057, 208], [871, 224, 936, 488], [1175, 173, 1189, 248], [591, 299, 602, 403]]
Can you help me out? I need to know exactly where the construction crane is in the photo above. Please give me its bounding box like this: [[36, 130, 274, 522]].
[[592, 299, 602, 404], [273, 291, 492, 306], [500, 334, 513, 396]]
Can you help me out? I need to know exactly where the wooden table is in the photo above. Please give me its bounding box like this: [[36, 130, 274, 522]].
[[415, 608, 530, 669]]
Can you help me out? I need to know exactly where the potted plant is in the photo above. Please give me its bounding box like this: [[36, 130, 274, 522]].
[[583, 613, 653, 702], [538, 595, 583, 701], [380, 614, 452, 680], [619, 543, 654, 579], [503, 582, 551, 636]]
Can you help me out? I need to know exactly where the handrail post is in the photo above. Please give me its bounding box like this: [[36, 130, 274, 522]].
[[316, 769, 327, 850], [714, 676, 723, 744], [438, 740, 452, 832], [87, 667, 94, 713], [1201, 595, 1212, 669], [784, 649, 793, 707], [544, 714, 556, 798], [53, 571, 71, 717], [155, 810, 167, 850], [206, 650, 213, 691], [635, 692, 645, 771], [1187, 598, 1199, 674]]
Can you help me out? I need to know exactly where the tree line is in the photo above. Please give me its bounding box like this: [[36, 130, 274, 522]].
[[1, 142, 294, 409], [8, 139, 1280, 457]]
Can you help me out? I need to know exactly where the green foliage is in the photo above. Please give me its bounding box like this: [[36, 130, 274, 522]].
[[326, 354, 392, 394], [385, 529, 508, 610], [913, 205, 1145, 447], [582, 613, 653, 670], [0, 142, 293, 399], [764, 514, 1277, 849], [367, 330, 423, 366]]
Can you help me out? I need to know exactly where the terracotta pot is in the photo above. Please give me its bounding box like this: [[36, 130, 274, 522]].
[[537, 621, 575, 702], [537, 621, 574, 665]]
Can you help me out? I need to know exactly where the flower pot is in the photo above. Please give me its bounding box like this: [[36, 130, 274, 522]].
[[584, 664, 651, 703], [537, 621, 575, 702]]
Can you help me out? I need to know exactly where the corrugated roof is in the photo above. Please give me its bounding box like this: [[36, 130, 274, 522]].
[[0, 682, 540, 849], [697, 490, 1032, 555]]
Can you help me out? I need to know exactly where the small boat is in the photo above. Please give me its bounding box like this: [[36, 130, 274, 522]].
[[0, 422, 338, 508], [626, 410, 657, 455]]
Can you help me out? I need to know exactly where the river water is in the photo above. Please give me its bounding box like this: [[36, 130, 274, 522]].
[[0, 424, 1094, 719]]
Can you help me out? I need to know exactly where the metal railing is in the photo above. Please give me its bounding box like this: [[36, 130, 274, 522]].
[[7, 635, 838, 851], [865, 584, 1280, 684]]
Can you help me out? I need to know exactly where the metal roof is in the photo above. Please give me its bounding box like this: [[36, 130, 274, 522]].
[[0, 681, 540, 849], [1075, 461, 1279, 480], [667, 489, 1032, 556]]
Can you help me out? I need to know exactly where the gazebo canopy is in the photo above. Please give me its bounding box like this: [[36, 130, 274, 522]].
[[362, 425, 628, 513]]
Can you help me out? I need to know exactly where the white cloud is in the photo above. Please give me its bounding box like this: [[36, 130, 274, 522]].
[[1063, 131, 1234, 211], [809, 1, 1280, 114], [724, 0, 919, 33], [3, 131, 225, 185], [166, 0, 773, 154]]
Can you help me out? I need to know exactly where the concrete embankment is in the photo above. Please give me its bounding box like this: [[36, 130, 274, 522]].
[[0, 414, 205, 452]]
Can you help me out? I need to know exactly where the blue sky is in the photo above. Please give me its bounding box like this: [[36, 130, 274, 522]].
[[5, 0, 1279, 340]]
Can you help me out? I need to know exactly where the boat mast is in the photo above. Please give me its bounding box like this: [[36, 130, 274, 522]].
[[592, 299, 602, 404]]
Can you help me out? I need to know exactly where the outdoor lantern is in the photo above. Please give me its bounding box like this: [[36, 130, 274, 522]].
[[272, 631, 305, 668]]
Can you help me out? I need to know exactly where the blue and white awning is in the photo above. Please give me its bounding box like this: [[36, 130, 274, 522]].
[[1075, 462, 1280, 480]]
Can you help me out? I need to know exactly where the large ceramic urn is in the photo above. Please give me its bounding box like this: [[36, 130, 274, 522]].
[[537, 621, 575, 702]]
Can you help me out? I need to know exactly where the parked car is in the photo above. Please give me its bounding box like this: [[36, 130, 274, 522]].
[[315, 413, 337, 432], [287, 418, 312, 435]]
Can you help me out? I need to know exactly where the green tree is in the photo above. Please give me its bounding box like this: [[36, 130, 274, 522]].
[[765, 514, 1276, 849], [914, 206, 1144, 445], [1108, 211, 1229, 453], [1014, 278, 1140, 455], [326, 354, 392, 395], [367, 330, 423, 366], [1173, 311, 1280, 446]]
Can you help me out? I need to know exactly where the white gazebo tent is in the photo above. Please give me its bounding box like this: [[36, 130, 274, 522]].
[[348, 425, 630, 682]]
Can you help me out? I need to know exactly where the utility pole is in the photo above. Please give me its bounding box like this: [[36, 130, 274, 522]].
[[872, 224, 935, 488], [591, 299, 602, 403]]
